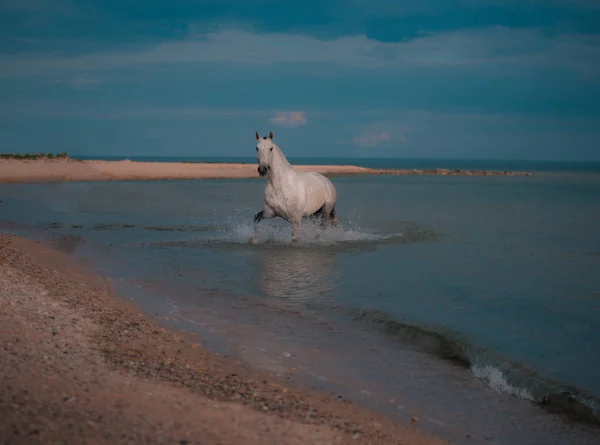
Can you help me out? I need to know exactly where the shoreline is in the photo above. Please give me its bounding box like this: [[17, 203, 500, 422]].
[[0, 232, 451, 445], [0, 159, 533, 183]]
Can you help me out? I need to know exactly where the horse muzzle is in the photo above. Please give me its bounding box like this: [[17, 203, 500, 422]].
[[257, 163, 268, 177]]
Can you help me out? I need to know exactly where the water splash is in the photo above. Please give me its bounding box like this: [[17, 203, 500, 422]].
[[40, 209, 437, 250], [190, 211, 436, 248]]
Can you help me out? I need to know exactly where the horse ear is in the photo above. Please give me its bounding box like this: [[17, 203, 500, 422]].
[[269, 131, 274, 140], [255, 131, 261, 141]]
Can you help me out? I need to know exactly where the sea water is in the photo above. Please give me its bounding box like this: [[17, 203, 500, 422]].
[[1, 166, 599, 444]]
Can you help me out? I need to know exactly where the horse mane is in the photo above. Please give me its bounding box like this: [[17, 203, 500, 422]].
[[271, 142, 292, 171]]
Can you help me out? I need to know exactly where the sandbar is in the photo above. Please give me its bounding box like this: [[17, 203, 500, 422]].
[[0, 159, 532, 183]]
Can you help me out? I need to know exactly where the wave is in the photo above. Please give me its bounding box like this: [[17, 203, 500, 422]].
[[350, 308, 600, 425]]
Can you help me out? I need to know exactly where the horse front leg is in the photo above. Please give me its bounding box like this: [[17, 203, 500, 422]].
[[251, 206, 275, 244], [290, 218, 301, 244]]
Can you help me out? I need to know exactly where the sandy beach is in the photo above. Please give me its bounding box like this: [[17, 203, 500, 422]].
[[0, 232, 452, 445], [0, 159, 531, 183]]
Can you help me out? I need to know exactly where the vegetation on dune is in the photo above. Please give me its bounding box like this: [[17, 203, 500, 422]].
[[0, 152, 69, 160]]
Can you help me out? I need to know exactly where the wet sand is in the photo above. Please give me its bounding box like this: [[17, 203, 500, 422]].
[[0, 232, 452, 445], [0, 159, 532, 183]]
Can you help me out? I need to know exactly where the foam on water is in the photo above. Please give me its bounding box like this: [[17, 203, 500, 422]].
[[472, 365, 535, 400]]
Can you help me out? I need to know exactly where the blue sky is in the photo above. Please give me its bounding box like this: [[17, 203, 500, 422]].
[[1, 0, 600, 161]]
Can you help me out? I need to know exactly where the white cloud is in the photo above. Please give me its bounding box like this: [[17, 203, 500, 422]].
[[269, 111, 307, 127]]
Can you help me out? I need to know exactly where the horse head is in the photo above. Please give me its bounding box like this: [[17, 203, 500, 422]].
[[255, 131, 276, 177]]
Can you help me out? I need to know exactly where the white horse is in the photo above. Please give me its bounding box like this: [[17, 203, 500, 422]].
[[252, 131, 338, 243]]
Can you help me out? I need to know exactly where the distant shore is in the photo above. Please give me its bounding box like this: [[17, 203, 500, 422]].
[[0, 158, 533, 183]]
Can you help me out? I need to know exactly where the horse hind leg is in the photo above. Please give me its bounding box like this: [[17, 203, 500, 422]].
[[327, 206, 338, 228], [308, 205, 331, 231], [308, 206, 323, 221], [318, 204, 338, 229]]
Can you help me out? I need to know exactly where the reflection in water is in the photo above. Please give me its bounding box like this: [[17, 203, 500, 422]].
[[257, 247, 339, 306]]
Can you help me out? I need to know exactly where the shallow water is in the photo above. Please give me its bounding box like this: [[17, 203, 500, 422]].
[[1, 173, 600, 444]]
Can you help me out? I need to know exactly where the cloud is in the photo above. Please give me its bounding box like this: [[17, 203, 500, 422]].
[[353, 131, 390, 147], [352, 131, 408, 148], [0, 103, 263, 120], [64, 75, 102, 90], [269, 111, 307, 126], [3, 0, 600, 48], [353, 122, 409, 148], [1, 27, 599, 81]]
